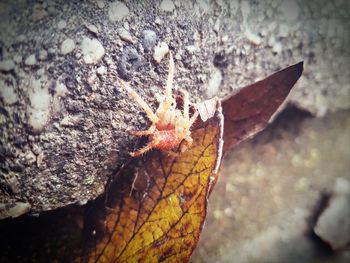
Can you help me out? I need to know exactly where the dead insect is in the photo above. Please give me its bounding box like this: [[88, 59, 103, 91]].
[[119, 52, 198, 157]]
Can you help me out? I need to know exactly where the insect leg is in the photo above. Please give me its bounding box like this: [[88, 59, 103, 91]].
[[119, 80, 159, 124], [163, 52, 175, 112], [180, 89, 189, 122], [129, 126, 155, 136], [130, 142, 154, 157], [189, 110, 199, 127]]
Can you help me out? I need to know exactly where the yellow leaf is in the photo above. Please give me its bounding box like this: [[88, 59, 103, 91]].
[[79, 107, 224, 262]]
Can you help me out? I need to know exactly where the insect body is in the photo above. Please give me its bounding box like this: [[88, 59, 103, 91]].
[[119, 52, 198, 157]]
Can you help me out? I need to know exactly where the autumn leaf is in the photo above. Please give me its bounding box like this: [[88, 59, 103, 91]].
[[222, 62, 303, 153], [78, 105, 224, 262]]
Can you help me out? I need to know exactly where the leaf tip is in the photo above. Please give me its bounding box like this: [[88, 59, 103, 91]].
[[295, 61, 304, 75]]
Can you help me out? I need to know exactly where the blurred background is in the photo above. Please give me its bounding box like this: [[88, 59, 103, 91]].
[[191, 107, 350, 262]]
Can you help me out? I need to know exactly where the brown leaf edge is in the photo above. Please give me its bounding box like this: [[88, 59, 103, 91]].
[[222, 62, 304, 153]]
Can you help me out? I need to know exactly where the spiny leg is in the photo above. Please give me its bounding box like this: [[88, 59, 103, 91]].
[[129, 126, 155, 136], [119, 80, 159, 124], [130, 141, 155, 157], [180, 88, 198, 127], [189, 110, 199, 127], [180, 89, 189, 122], [163, 52, 175, 112]]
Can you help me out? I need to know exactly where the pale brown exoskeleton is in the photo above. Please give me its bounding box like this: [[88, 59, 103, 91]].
[[119, 52, 198, 157]]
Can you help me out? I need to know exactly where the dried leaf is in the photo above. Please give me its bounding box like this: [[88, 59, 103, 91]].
[[222, 62, 303, 153], [79, 107, 224, 262]]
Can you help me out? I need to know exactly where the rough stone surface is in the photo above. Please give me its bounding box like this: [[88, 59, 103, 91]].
[[0, 0, 349, 220]]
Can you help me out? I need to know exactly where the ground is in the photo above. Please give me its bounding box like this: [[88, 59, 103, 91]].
[[191, 108, 350, 262]]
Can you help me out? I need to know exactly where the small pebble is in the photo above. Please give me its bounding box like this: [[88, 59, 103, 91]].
[[13, 55, 22, 63], [268, 36, 275, 47], [38, 50, 48, 60], [36, 68, 45, 75], [48, 48, 56, 55], [17, 34, 26, 42], [85, 23, 99, 34], [0, 76, 18, 104], [245, 28, 262, 45], [25, 54, 37, 66], [279, 0, 300, 21], [55, 82, 68, 97], [81, 37, 105, 64], [155, 17, 162, 24], [174, 52, 181, 60], [0, 59, 15, 72], [108, 1, 129, 22], [97, 1, 105, 9], [75, 52, 82, 59], [27, 80, 51, 131], [153, 42, 169, 63], [60, 38, 75, 55], [160, 0, 175, 12], [142, 29, 157, 51], [272, 42, 283, 53], [57, 19, 67, 29], [36, 152, 44, 166], [31, 8, 48, 21], [96, 66, 107, 76], [25, 150, 36, 165], [75, 53, 82, 59], [117, 27, 134, 43], [221, 35, 229, 42], [185, 45, 197, 53]]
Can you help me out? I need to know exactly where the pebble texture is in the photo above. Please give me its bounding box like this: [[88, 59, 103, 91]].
[[0, 0, 349, 219]]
